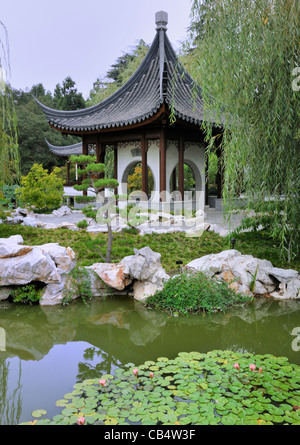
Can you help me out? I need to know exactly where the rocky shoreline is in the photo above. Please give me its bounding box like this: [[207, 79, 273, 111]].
[[0, 233, 299, 306]]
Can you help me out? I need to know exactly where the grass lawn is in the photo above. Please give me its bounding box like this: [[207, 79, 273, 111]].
[[0, 224, 299, 275]]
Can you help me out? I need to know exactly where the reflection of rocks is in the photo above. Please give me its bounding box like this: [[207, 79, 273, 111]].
[[128, 302, 167, 346], [88, 310, 130, 330], [185, 250, 300, 300], [0, 297, 170, 362], [210, 297, 300, 326], [88, 301, 167, 347]]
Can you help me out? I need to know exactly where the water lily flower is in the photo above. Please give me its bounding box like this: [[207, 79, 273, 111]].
[[249, 364, 256, 372], [133, 368, 138, 376], [258, 367, 263, 374], [149, 372, 154, 379], [234, 363, 240, 370], [99, 379, 106, 387], [76, 416, 85, 425]]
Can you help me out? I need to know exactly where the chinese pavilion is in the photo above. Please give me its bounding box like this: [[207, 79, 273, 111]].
[[36, 11, 222, 211]]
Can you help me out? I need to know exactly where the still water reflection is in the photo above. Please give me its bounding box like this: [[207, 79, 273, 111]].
[[0, 297, 299, 425]]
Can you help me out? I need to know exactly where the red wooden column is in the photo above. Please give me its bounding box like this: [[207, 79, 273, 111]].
[[141, 132, 148, 199], [159, 127, 167, 202], [82, 136, 88, 155], [178, 133, 184, 202], [96, 135, 101, 163]]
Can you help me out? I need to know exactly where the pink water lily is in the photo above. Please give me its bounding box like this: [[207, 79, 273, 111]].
[[149, 372, 154, 379], [258, 367, 263, 374], [234, 363, 240, 370], [99, 379, 106, 387], [76, 416, 85, 425], [249, 364, 256, 372], [133, 368, 138, 376]]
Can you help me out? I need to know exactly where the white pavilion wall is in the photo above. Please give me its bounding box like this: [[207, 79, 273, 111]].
[[117, 140, 205, 211]]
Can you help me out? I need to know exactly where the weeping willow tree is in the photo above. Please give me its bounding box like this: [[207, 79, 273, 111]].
[[185, 0, 299, 261], [0, 20, 20, 184]]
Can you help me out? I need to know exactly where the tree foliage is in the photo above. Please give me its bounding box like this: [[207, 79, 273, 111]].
[[53, 76, 85, 111], [17, 163, 64, 211], [0, 20, 20, 184], [87, 40, 149, 106], [186, 0, 299, 260], [12, 83, 82, 175], [127, 164, 154, 194]]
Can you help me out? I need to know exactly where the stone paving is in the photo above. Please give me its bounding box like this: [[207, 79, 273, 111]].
[[61, 187, 244, 233]]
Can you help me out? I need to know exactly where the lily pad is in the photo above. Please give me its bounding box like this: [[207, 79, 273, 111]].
[[31, 409, 47, 418], [25, 350, 300, 426]]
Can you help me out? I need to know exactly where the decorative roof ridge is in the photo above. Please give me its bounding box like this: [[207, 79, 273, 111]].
[[34, 31, 161, 120]]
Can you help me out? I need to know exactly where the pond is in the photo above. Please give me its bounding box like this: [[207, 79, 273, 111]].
[[0, 296, 299, 425]]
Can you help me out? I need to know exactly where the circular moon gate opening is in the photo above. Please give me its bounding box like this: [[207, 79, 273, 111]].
[[169, 163, 196, 196], [127, 162, 154, 197]]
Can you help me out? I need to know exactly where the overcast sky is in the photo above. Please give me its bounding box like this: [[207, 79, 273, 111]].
[[1, 0, 192, 99]]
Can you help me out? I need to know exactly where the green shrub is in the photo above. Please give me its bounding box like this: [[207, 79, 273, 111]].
[[146, 271, 253, 315], [77, 219, 88, 229], [75, 196, 96, 204], [63, 267, 93, 306], [11, 283, 43, 305], [17, 164, 64, 211]]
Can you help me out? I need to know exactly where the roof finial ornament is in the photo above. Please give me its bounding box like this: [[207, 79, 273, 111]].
[[155, 11, 168, 31]]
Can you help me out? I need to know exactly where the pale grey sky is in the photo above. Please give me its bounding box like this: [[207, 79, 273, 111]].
[[1, 0, 193, 98]]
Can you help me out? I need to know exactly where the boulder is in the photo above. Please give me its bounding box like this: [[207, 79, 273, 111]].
[[4, 216, 24, 225], [14, 207, 29, 217], [0, 235, 27, 258], [52, 206, 72, 217], [120, 247, 170, 301], [39, 274, 72, 306], [268, 267, 299, 284], [38, 243, 76, 274], [133, 268, 170, 302], [90, 263, 132, 291], [0, 246, 61, 286], [271, 278, 300, 300], [185, 249, 300, 300], [120, 247, 163, 282], [22, 216, 38, 228], [0, 287, 12, 300]]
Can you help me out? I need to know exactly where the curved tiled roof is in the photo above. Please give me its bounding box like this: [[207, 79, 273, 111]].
[[35, 13, 205, 134], [46, 139, 82, 157]]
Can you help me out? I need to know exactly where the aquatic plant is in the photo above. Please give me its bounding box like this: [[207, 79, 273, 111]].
[[145, 271, 253, 315], [21, 350, 300, 426]]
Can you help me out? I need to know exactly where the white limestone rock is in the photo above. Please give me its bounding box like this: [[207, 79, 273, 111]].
[[120, 247, 170, 301], [185, 249, 300, 299], [22, 216, 38, 227], [52, 206, 72, 217], [38, 243, 76, 274], [0, 246, 61, 286], [120, 247, 162, 282]]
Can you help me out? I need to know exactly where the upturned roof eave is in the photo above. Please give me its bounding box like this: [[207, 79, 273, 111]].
[[35, 17, 207, 133]]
